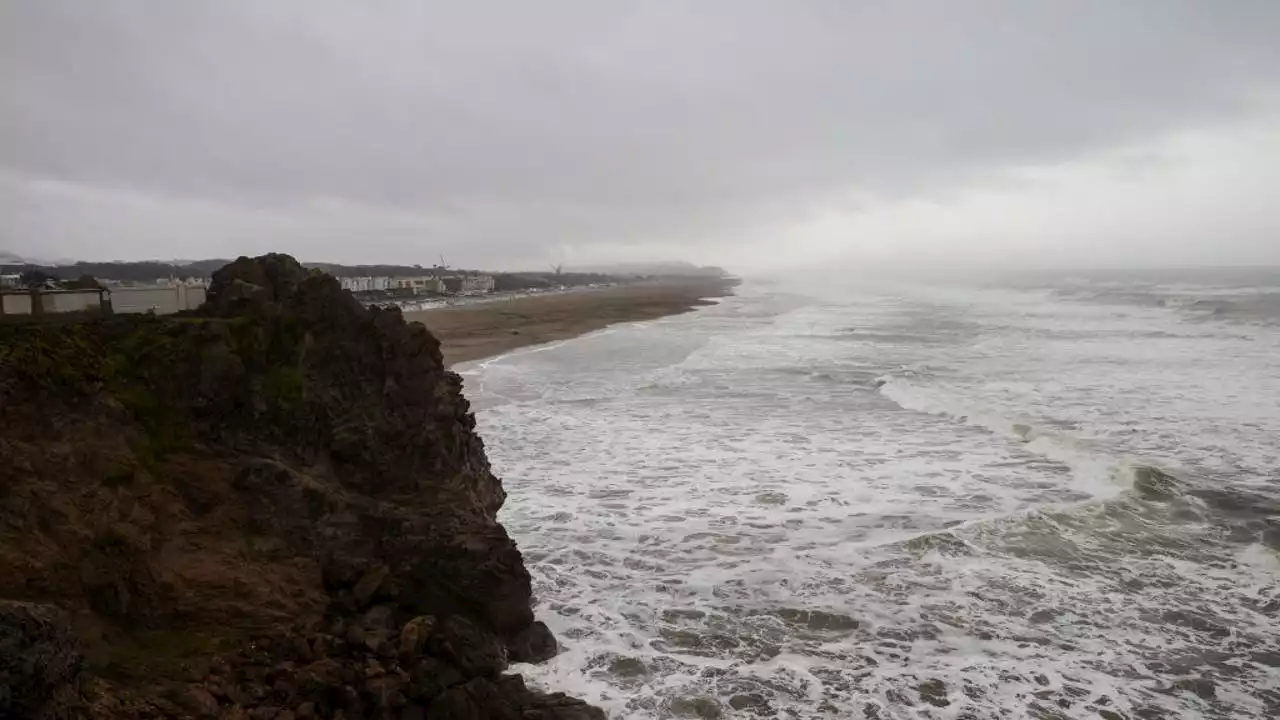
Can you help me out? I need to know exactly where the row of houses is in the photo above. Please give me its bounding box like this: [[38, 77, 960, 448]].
[[338, 274, 495, 296]]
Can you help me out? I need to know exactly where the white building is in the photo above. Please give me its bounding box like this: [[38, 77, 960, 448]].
[[460, 275, 495, 294], [393, 276, 445, 294], [339, 276, 394, 293], [152, 277, 210, 288]]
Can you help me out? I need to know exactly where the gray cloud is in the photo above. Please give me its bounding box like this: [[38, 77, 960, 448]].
[[3, 1, 1280, 268]]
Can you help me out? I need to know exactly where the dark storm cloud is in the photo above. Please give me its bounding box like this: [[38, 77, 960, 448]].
[[3, 1, 1279, 266]]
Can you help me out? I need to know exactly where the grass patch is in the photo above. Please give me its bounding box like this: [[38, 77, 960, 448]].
[[263, 365, 306, 409], [117, 385, 192, 458]]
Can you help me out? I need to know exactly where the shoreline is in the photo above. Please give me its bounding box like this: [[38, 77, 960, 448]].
[[405, 278, 738, 367]]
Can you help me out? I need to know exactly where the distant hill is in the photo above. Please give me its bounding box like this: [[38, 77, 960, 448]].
[[570, 261, 729, 278], [0, 258, 432, 282], [0, 259, 229, 282]]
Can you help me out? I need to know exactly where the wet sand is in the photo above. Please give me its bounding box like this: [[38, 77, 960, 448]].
[[405, 279, 736, 366]]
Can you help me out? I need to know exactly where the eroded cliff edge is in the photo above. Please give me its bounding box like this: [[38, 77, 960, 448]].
[[0, 254, 602, 719]]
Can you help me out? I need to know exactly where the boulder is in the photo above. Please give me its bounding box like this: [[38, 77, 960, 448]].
[[428, 616, 508, 679], [427, 677, 519, 720], [177, 686, 221, 718], [398, 616, 438, 662], [507, 621, 559, 664]]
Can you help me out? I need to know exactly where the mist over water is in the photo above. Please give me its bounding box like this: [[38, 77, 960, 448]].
[[461, 269, 1280, 719]]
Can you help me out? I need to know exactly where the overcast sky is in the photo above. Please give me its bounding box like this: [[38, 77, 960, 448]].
[[3, 1, 1279, 272]]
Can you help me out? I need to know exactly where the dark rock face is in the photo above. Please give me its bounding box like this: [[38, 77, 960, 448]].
[[0, 601, 84, 719], [0, 254, 600, 719], [508, 621, 560, 664]]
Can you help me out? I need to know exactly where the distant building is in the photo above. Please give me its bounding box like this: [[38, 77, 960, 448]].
[[392, 276, 445, 294], [438, 275, 494, 295], [152, 276, 209, 288], [340, 277, 369, 293], [336, 276, 395, 293], [0, 274, 21, 289], [461, 275, 495, 294], [336, 273, 492, 296]]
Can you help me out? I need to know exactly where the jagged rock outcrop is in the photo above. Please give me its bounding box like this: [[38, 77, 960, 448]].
[[0, 254, 602, 719]]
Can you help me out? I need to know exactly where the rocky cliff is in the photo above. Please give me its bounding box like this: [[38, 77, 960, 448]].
[[0, 254, 601, 719]]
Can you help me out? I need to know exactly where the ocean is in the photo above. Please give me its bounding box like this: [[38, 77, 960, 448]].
[[459, 269, 1280, 719]]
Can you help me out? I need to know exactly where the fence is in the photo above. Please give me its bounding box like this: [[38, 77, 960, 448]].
[[0, 289, 106, 318], [2, 293, 33, 315], [0, 285, 206, 318], [110, 285, 206, 315]]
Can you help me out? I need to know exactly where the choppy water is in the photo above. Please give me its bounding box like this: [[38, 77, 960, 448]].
[[460, 269, 1280, 719]]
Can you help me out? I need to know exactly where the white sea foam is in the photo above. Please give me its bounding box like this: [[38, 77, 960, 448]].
[[874, 374, 1136, 502], [469, 275, 1280, 719]]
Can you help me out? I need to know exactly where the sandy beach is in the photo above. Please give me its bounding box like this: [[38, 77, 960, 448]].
[[405, 279, 737, 366]]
